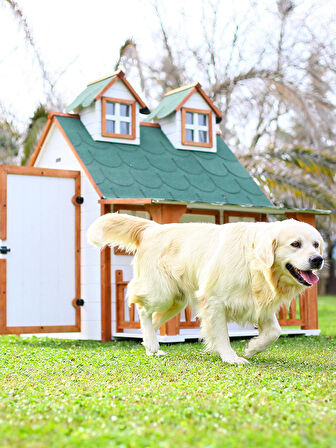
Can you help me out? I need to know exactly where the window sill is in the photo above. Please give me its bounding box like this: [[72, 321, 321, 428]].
[[101, 132, 136, 140], [181, 140, 212, 148]]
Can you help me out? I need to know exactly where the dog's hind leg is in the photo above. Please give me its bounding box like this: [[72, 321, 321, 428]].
[[148, 300, 187, 356], [152, 300, 187, 331], [136, 304, 162, 356], [200, 298, 249, 365], [244, 313, 281, 358]]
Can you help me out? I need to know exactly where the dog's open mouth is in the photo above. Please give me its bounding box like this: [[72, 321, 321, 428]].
[[285, 263, 319, 287]]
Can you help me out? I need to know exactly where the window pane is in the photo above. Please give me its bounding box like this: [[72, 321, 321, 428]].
[[186, 129, 194, 141], [199, 130, 208, 143], [198, 113, 207, 126], [120, 121, 130, 135], [185, 112, 194, 125], [106, 102, 115, 115], [106, 120, 115, 133], [120, 104, 130, 117]]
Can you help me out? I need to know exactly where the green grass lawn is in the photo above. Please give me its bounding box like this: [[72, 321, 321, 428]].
[[0, 298, 335, 448], [317, 295, 336, 337]]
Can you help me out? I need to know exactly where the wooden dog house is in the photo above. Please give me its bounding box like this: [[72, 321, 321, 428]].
[[0, 71, 329, 341]]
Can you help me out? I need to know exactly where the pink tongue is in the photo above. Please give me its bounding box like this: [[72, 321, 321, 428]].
[[300, 270, 319, 285]]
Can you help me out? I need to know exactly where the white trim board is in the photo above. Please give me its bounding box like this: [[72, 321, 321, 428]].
[[113, 328, 320, 343], [19, 327, 320, 342]]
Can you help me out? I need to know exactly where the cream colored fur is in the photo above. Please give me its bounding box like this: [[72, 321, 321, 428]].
[[87, 213, 155, 252], [87, 213, 324, 364]]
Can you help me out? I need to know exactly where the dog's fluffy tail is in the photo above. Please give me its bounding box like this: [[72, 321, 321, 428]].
[[87, 213, 156, 252]]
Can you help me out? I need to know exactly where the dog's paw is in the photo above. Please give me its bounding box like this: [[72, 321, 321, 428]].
[[142, 341, 160, 356], [221, 355, 249, 365], [244, 345, 259, 358], [155, 349, 166, 356], [233, 356, 250, 365], [244, 349, 256, 359]]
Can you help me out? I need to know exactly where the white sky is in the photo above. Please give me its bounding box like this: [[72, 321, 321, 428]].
[[0, 0, 160, 127], [1, 0, 276, 130], [0, 0, 333, 132]]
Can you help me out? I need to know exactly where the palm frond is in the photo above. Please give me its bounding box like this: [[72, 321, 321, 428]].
[[21, 105, 48, 165], [239, 148, 336, 218], [266, 147, 336, 182]]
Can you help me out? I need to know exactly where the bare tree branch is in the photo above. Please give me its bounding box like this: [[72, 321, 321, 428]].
[[3, 0, 64, 109]]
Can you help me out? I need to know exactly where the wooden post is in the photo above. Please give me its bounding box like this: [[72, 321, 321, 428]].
[[286, 212, 316, 227], [145, 203, 187, 336], [100, 203, 112, 342], [285, 212, 318, 330], [145, 203, 187, 225]]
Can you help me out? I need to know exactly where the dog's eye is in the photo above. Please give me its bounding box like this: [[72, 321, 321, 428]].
[[291, 241, 301, 248], [313, 241, 319, 249]]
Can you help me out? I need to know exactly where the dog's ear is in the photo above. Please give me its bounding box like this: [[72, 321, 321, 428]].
[[253, 233, 277, 269]]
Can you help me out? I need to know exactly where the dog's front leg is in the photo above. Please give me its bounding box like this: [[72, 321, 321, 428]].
[[200, 299, 249, 365], [244, 313, 281, 358]]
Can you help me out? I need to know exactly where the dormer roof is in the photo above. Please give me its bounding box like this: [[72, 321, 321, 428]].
[[66, 70, 149, 113], [146, 82, 222, 122]]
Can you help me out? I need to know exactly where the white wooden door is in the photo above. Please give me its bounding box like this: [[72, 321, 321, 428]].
[[0, 166, 81, 334]]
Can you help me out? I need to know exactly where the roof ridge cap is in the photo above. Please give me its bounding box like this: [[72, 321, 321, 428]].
[[87, 70, 122, 86], [164, 82, 199, 97]]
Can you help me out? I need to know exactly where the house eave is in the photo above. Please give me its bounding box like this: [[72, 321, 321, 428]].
[[175, 83, 222, 118], [94, 70, 148, 108], [98, 197, 330, 215], [151, 199, 331, 215]]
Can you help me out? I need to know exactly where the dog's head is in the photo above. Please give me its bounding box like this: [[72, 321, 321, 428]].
[[254, 219, 324, 288]]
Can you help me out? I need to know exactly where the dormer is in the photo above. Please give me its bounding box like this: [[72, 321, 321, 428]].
[[145, 83, 222, 153], [66, 70, 149, 145]]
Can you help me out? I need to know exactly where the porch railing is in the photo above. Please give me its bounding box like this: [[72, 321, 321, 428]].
[[115, 270, 140, 332], [277, 295, 304, 326]]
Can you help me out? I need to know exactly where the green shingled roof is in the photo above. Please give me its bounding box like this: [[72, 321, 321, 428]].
[[55, 115, 273, 207], [66, 74, 117, 112], [145, 86, 195, 121]]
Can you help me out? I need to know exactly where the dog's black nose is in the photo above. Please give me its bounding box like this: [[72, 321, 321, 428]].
[[309, 255, 323, 269]]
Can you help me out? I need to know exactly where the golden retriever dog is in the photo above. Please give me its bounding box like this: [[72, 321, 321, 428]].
[[87, 214, 324, 364]]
